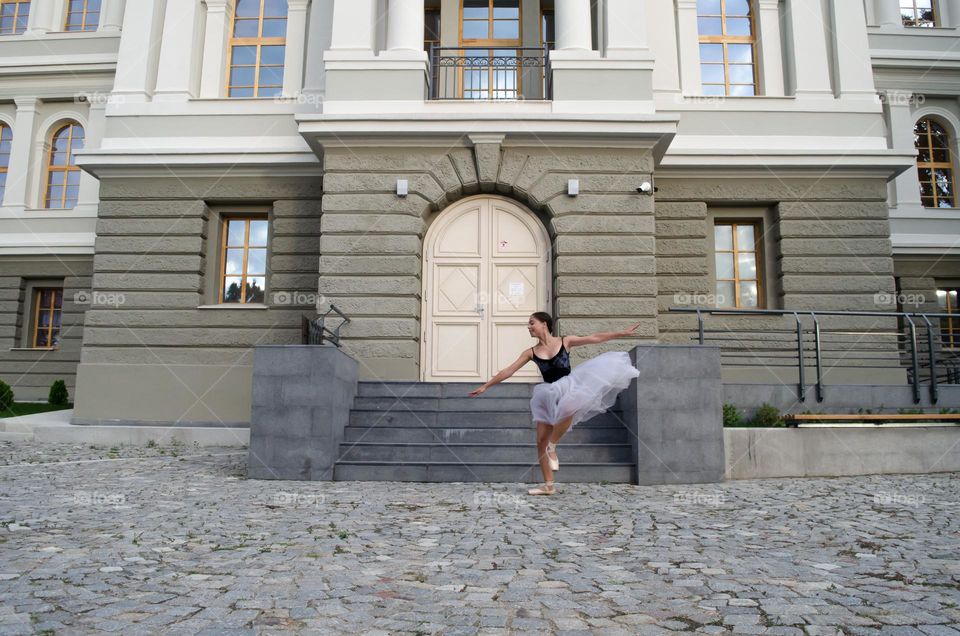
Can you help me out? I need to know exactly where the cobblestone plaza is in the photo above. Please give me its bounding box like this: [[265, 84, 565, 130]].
[[0, 440, 958, 634]]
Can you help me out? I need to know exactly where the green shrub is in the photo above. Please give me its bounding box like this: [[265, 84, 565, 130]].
[[722, 403, 742, 427], [48, 379, 69, 406], [0, 380, 13, 411], [751, 403, 784, 427]]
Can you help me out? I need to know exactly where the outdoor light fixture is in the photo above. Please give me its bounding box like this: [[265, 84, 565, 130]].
[[396, 179, 409, 197], [637, 181, 655, 195], [567, 179, 579, 197]]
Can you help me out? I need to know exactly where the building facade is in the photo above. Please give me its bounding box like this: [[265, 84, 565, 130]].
[[0, 0, 956, 425]]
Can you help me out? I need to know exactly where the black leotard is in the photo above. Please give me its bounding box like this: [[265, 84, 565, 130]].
[[531, 336, 571, 383]]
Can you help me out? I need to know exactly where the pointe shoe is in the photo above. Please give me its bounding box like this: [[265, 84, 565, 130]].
[[527, 481, 556, 495], [546, 441, 559, 471]]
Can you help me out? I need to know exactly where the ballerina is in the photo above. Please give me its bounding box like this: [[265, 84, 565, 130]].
[[469, 312, 642, 495]]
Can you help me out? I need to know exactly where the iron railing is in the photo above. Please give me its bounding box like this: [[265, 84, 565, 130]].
[[302, 304, 349, 347], [669, 308, 960, 404], [428, 46, 551, 100]]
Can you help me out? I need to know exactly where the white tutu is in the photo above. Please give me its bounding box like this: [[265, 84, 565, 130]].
[[530, 350, 640, 427]]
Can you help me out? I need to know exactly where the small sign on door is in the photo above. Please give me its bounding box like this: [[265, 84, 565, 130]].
[[509, 282, 524, 297]]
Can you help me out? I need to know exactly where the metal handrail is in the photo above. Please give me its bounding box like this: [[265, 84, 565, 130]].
[[670, 308, 959, 404], [428, 45, 551, 100], [302, 304, 350, 347]]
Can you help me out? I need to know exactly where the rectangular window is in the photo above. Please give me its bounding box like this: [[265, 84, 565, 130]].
[[714, 221, 764, 309], [938, 288, 959, 348], [0, 0, 30, 35], [32, 287, 63, 349], [220, 215, 268, 304], [64, 0, 100, 31], [697, 0, 758, 96], [901, 0, 937, 26], [228, 0, 288, 98]]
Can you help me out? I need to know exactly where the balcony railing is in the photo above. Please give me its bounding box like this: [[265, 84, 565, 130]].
[[428, 46, 551, 101]]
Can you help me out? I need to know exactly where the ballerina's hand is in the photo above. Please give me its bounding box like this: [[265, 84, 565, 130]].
[[621, 322, 642, 336], [468, 385, 487, 397]]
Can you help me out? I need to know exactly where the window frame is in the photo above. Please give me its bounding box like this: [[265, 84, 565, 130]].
[[712, 218, 767, 310], [697, 0, 760, 97], [938, 287, 960, 349], [30, 286, 63, 350], [63, 0, 100, 32], [900, 0, 939, 27], [43, 121, 84, 210], [458, 0, 523, 100], [226, 0, 288, 98], [0, 122, 11, 205], [914, 116, 956, 209], [216, 211, 270, 306], [0, 0, 31, 35]]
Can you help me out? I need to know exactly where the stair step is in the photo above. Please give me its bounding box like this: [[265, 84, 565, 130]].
[[342, 426, 630, 444], [356, 381, 535, 399], [333, 461, 635, 483], [337, 442, 633, 463], [348, 410, 627, 428]]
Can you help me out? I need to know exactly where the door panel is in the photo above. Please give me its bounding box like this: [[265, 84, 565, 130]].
[[423, 197, 550, 382]]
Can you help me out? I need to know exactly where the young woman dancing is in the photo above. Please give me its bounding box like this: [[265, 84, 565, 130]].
[[468, 312, 641, 495]]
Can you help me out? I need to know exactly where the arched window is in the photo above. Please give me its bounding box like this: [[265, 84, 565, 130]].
[[44, 122, 84, 210], [227, 0, 287, 98], [0, 0, 30, 35], [64, 0, 101, 31], [915, 117, 955, 208], [0, 123, 11, 204], [697, 0, 758, 96], [901, 0, 937, 27]]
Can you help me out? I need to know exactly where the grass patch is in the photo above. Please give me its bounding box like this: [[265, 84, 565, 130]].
[[0, 402, 72, 419]]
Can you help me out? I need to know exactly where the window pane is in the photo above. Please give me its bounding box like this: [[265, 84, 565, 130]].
[[726, 0, 751, 16], [36, 329, 48, 347], [728, 43, 753, 63], [246, 248, 267, 275], [236, 0, 260, 17], [737, 253, 757, 279], [263, 0, 287, 17], [234, 18, 259, 37], [257, 86, 282, 97], [728, 64, 754, 84], [726, 17, 752, 36], [261, 18, 287, 37], [716, 253, 735, 279], [729, 84, 755, 96], [260, 44, 285, 65], [232, 45, 257, 66], [249, 220, 268, 245], [229, 87, 255, 97], [697, 0, 722, 14], [698, 17, 722, 35], [225, 248, 244, 276], [230, 67, 256, 87], [736, 224, 756, 251], [258, 66, 284, 87], [701, 64, 725, 84], [227, 220, 247, 246], [715, 224, 733, 250], [700, 43, 723, 63], [492, 20, 518, 39], [716, 281, 735, 307], [739, 281, 759, 308], [463, 20, 487, 39], [702, 84, 726, 96], [246, 277, 266, 303], [223, 277, 243, 302]]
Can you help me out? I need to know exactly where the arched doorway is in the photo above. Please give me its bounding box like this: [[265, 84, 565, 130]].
[[421, 196, 551, 382]]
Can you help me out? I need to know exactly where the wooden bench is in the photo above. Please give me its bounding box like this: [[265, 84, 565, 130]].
[[784, 413, 960, 427]]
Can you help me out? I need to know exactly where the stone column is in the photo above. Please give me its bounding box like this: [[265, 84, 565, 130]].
[[3, 98, 39, 210], [112, 0, 165, 102], [199, 0, 233, 98], [77, 101, 106, 207], [98, 0, 125, 31], [829, 0, 876, 96], [282, 0, 311, 97], [676, 0, 702, 95], [786, 0, 833, 95], [25, 0, 56, 34], [386, 0, 424, 53], [946, 0, 960, 26], [154, 0, 204, 101], [605, 0, 651, 57], [883, 90, 923, 211], [555, 0, 593, 51], [875, 0, 904, 28], [329, 0, 376, 51], [756, 0, 784, 96]]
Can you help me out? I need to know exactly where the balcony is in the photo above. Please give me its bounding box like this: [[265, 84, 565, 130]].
[[428, 46, 551, 101]]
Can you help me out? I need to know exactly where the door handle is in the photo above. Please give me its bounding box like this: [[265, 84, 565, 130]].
[[476, 303, 485, 317]]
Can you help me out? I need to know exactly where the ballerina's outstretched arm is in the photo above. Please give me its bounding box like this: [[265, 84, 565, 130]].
[[468, 348, 535, 397], [563, 322, 642, 349]]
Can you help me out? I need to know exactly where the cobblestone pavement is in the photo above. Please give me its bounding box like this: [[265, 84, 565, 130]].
[[0, 440, 958, 635]]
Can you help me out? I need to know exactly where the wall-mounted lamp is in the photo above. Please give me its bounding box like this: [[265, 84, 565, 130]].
[[567, 179, 579, 197], [637, 181, 656, 195], [396, 179, 409, 198]]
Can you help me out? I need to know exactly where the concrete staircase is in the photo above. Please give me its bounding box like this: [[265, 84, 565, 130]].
[[333, 381, 636, 483]]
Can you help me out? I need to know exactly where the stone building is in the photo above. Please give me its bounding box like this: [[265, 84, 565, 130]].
[[0, 0, 956, 425]]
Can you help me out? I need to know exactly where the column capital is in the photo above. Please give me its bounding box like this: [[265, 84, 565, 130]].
[[13, 97, 40, 110], [203, 0, 234, 11], [287, 0, 311, 9]]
